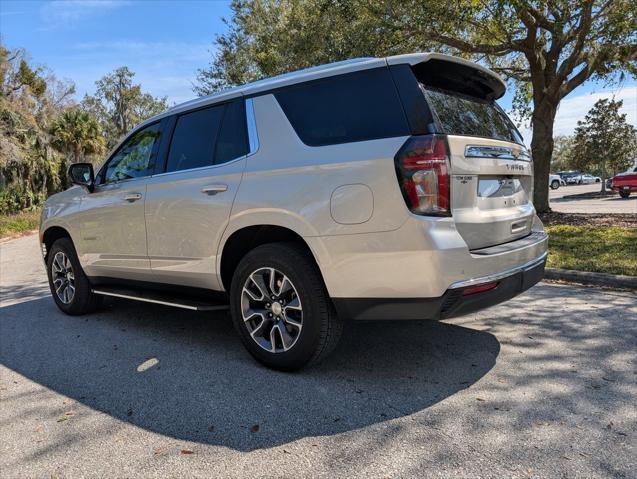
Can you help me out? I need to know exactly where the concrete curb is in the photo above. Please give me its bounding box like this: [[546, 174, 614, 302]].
[[559, 192, 616, 199], [545, 268, 637, 290]]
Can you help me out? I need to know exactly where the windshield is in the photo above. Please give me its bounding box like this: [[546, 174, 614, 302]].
[[422, 87, 523, 144]]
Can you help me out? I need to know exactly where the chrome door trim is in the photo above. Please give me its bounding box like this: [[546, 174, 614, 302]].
[[149, 155, 247, 179], [245, 97, 260, 155], [449, 251, 547, 290]]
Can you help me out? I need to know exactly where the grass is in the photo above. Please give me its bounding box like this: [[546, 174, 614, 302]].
[[0, 209, 40, 239], [545, 224, 637, 276]]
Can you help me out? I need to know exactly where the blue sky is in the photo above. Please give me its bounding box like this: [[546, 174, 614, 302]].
[[1, 0, 635, 142]]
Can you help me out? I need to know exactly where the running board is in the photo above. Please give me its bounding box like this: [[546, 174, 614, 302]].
[[91, 287, 229, 312]]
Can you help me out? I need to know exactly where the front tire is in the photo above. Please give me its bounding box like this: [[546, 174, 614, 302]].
[[230, 242, 343, 371], [46, 238, 101, 315], [551, 180, 560, 190]]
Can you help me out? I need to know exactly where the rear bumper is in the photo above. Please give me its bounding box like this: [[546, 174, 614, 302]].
[[611, 184, 634, 191], [308, 213, 548, 300], [333, 252, 546, 320]]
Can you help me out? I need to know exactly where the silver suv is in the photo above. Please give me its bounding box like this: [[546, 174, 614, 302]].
[[40, 53, 548, 370]]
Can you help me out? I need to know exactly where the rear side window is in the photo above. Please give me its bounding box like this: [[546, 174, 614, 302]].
[[423, 87, 523, 144], [215, 100, 249, 164], [275, 68, 409, 146], [166, 105, 224, 172]]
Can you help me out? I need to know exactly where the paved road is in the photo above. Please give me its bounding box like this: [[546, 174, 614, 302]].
[[549, 183, 637, 214], [1, 234, 636, 478]]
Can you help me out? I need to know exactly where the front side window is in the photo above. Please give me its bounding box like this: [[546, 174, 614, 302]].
[[103, 123, 161, 183], [166, 105, 224, 173]]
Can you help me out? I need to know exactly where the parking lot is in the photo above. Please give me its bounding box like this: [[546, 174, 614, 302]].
[[1, 234, 636, 478], [549, 183, 636, 214]]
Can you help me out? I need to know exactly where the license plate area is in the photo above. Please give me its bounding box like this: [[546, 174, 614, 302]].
[[478, 177, 524, 198]]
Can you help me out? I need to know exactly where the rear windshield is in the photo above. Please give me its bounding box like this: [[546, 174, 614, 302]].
[[423, 87, 523, 144]]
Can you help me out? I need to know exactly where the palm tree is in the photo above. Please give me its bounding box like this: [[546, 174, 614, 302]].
[[50, 108, 106, 165]]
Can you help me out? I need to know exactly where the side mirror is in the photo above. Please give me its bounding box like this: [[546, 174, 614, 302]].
[[68, 163, 95, 192]]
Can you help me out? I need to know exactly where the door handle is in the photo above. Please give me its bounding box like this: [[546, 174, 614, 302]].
[[123, 193, 143, 202], [201, 184, 228, 195]]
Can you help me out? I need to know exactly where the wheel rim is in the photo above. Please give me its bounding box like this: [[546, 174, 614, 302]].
[[51, 251, 75, 304], [241, 267, 303, 353]]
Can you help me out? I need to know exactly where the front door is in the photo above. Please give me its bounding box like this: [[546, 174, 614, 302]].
[[145, 99, 250, 289], [77, 122, 163, 281]]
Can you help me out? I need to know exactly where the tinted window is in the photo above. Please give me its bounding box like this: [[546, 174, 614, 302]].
[[166, 105, 224, 172], [215, 100, 249, 164], [103, 123, 161, 183], [423, 87, 523, 144], [275, 68, 409, 146]]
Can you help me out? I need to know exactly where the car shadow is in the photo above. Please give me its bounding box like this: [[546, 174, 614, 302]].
[[0, 296, 499, 452]]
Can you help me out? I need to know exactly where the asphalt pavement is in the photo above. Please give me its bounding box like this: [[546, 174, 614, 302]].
[[549, 183, 636, 214], [1, 234, 636, 478]]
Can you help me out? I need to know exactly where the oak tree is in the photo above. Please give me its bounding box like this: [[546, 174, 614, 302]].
[[196, 0, 637, 212]]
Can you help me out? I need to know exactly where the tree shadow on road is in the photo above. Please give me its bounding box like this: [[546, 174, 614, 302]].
[[0, 295, 499, 453]]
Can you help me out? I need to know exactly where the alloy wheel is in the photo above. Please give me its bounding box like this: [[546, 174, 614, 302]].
[[51, 251, 75, 304], [241, 267, 303, 353]]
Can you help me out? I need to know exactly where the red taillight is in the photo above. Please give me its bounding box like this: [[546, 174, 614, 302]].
[[462, 281, 498, 296], [395, 135, 451, 216]]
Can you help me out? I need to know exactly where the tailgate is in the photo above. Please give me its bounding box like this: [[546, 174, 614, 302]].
[[447, 136, 534, 250], [391, 54, 536, 250], [419, 85, 534, 250]]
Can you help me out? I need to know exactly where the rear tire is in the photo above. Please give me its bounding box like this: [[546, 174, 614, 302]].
[[550, 180, 560, 190], [46, 238, 101, 315], [230, 242, 343, 371], [619, 190, 631, 199]]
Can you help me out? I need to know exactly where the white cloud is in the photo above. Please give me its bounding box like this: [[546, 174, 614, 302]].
[[40, 0, 129, 28], [517, 85, 637, 144], [554, 86, 637, 134]]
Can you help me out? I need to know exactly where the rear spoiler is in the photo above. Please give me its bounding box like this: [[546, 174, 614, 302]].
[[387, 53, 506, 100]]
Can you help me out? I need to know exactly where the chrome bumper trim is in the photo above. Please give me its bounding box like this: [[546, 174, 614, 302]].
[[449, 251, 548, 290]]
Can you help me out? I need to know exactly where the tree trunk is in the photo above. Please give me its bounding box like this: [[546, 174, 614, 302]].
[[73, 145, 81, 164], [600, 161, 607, 193], [530, 101, 558, 213]]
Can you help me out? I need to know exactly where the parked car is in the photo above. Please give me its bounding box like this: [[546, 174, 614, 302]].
[[40, 53, 548, 370], [579, 173, 600, 184], [610, 165, 637, 198], [559, 171, 581, 185], [549, 174, 566, 189]]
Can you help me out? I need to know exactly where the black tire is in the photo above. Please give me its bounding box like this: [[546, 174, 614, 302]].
[[229, 242, 343, 371], [619, 190, 631, 199], [550, 180, 560, 190], [46, 237, 101, 315]]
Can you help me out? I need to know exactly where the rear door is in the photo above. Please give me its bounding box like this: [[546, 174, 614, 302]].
[[421, 86, 534, 250], [144, 99, 249, 289]]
